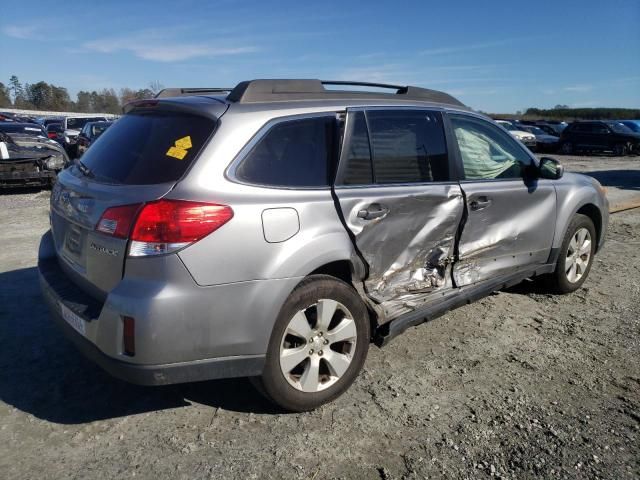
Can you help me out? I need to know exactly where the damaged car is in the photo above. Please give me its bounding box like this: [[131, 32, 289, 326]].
[[39, 80, 608, 411], [0, 123, 69, 188]]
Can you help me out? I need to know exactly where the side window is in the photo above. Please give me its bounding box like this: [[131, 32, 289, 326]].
[[341, 111, 373, 185], [367, 110, 450, 184], [593, 124, 609, 134], [450, 115, 533, 180], [235, 116, 335, 187]]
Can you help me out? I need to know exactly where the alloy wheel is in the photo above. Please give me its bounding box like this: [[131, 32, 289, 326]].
[[565, 227, 592, 283], [279, 299, 357, 393]]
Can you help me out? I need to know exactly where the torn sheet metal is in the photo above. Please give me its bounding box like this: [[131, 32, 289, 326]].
[[334, 183, 464, 321], [453, 181, 557, 286]]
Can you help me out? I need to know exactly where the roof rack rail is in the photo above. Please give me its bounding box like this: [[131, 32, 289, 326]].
[[155, 87, 233, 99], [226, 79, 465, 107]]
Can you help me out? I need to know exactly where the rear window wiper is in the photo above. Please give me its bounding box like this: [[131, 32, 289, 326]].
[[77, 159, 95, 178]]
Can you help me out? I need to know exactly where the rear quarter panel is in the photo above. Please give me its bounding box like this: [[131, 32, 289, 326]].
[[170, 105, 357, 286]]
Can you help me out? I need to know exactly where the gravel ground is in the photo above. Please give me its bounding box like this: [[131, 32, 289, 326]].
[[0, 158, 639, 480]]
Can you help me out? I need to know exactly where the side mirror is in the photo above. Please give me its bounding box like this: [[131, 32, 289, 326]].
[[539, 157, 564, 180]]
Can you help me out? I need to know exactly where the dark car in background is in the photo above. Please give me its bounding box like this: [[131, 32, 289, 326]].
[[516, 124, 560, 152], [76, 121, 113, 158], [560, 121, 640, 155]]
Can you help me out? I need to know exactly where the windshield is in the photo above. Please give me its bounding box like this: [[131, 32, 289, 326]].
[[91, 123, 111, 137], [619, 122, 640, 133], [609, 123, 633, 134], [497, 121, 516, 131], [78, 111, 216, 185], [67, 117, 107, 130], [528, 127, 545, 135]]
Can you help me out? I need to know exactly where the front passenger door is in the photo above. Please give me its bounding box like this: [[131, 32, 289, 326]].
[[449, 114, 557, 286]]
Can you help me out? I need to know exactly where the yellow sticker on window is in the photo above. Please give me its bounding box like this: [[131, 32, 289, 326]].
[[166, 146, 188, 160], [174, 136, 192, 150]]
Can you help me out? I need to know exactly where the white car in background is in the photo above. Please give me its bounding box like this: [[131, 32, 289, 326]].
[[496, 120, 537, 148]]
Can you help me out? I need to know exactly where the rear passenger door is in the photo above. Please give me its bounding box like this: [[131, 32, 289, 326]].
[[448, 113, 557, 286], [334, 108, 465, 318]]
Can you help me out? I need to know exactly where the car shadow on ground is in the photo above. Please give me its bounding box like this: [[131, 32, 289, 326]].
[[0, 266, 282, 425], [579, 169, 640, 191]]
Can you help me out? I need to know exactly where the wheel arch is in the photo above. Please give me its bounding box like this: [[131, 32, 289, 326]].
[[576, 203, 603, 250]]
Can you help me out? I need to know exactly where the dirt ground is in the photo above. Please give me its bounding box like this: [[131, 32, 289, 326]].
[[0, 156, 638, 479]]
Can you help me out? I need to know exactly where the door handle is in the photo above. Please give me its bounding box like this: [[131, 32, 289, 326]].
[[469, 197, 492, 211], [357, 203, 389, 220]]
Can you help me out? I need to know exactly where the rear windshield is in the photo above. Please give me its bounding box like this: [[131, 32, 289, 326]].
[[77, 111, 216, 185], [67, 117, 107, 130]]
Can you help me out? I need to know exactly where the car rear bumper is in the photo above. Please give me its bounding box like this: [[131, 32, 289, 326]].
[[38, 230, 299, 385]]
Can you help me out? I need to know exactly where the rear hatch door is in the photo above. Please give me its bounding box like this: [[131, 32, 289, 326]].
[[50, 103, 223, 300]]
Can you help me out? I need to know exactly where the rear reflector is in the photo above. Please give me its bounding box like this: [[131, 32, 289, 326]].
[[123, 316, 135, 356], [96, 199, 233, 257], [96, 204, 142, 239]]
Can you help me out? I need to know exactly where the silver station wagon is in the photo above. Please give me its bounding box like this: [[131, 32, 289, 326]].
[[39, 79, 609, 411]]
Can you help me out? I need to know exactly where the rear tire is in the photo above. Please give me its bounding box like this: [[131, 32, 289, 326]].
[[547, 214, 596, 294], [560, 141, 573, 154], [256, 275, 370, 412], [613, 143, 629, 156]]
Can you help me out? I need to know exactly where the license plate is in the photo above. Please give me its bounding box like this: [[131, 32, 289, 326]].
[[60, 303, 86, 336]]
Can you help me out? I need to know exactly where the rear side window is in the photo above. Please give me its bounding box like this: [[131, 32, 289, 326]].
[[235, 116, 335, 187], [79, 111, 215, 185], [367, 110, 450, 184]]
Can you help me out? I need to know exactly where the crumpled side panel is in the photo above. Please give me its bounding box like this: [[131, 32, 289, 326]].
[[351, 188, 464, 319]]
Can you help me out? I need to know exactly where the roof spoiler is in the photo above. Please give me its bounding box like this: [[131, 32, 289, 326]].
[[154, 87, 233, 99]]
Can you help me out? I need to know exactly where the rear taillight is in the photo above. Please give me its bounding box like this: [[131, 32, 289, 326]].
[[96, 200, 233, 257], [47, 132, 57, 139]]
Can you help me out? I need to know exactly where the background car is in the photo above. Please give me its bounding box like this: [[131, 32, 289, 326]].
[[540, 120, 569, 135], [46, 123, 65, 145], [76, 121, 113, 157], [516, 124, 560, 152], [495, 120, 537, 148], [533, 123, 561, 136], [0, 128, 68, 188], [0, 122, 69, 163], [60, 116, 108, 158], [560, 121, 640, 155]]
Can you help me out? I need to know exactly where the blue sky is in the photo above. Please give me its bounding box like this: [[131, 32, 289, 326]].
[[1, 0, 639, 112]]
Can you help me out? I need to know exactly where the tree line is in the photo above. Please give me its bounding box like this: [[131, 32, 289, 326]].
[[0, 75, 162, 114], [522, 106, 640, 121]]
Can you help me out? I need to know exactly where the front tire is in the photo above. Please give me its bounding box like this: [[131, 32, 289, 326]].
[[548, 214, 596, 294], [256, 275, 370, 412]]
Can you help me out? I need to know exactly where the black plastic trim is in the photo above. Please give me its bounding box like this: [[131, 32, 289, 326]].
[[375, 264, 555, 346]]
